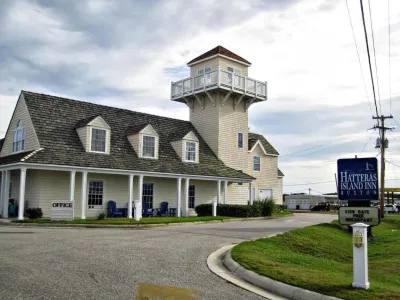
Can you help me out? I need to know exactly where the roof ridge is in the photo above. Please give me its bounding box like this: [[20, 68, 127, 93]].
[[21, 90, 191, 124]]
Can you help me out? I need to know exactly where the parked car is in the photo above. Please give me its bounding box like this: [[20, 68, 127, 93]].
[[384, 204, 398, 214]]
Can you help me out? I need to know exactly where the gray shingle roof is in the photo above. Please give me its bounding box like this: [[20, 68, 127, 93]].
[[278, 169, 284, 177], [0, 138, 4, 152], [248, 133, 279, 155], [0, 91, 253, 180]]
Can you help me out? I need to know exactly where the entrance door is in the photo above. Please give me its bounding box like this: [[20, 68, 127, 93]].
[[259, 189, 272, 201]]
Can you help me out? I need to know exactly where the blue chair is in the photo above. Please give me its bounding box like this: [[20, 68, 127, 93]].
[[142, 201, 154, 217], [108, 200, 123, 218], [157, 201, 169, 217]]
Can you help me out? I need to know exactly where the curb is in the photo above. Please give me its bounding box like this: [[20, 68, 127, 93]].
[[224, 249, 341, 300], [0, 216, 289, 229]]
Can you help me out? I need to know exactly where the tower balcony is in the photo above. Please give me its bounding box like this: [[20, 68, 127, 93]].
[[171, 68, 267, 103]]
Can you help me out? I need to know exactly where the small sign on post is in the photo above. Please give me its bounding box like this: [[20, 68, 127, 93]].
[[338, 207, 380, 226], [51, 201, 74, 221], [351, 223, 370, 289]]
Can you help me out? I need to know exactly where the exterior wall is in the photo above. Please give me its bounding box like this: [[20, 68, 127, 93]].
[[128, 134, 139, 156], [190, 57, 220, 77], [284, 195, 325, 208], [0, 94, 40, 157], [76, 127, 88, 150], [88, 116, 110, 129], [228, 183, 250, 205], [190, 56, 249, 77], [247, 145, 282, 204], [171, 140, 183, 160]]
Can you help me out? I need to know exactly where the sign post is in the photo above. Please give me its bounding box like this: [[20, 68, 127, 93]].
[[351, 223, 370, 289]]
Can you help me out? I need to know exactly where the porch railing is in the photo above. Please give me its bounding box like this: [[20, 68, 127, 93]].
[[171, 68, 267, 100]]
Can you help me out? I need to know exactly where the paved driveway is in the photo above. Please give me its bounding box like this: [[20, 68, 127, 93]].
[[0, 213, 336, 300]]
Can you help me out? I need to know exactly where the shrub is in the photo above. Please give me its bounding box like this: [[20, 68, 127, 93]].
[[275, 204, 285, 213], [26, 208, 43, 219], [97, 212, 106, 220], [195, 204, 213, 216], [262, 199, 276, 216]]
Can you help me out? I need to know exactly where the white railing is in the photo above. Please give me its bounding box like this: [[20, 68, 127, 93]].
[[171, 68, 267, 100]]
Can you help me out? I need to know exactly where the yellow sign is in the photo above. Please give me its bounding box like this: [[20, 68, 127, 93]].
[[136, 283, 200, 300], [353, 231, 363, 248], [384, 187, 400, 192], [338, 207, 380, 226]]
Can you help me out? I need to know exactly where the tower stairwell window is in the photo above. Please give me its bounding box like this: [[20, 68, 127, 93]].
[[12, 120, 26, 153], [142, 135, 156, 158], [91, 128, 106, 152], [253, 156, 261, 171], [185, 141, 196, 162], [238, 132, 243, 149]]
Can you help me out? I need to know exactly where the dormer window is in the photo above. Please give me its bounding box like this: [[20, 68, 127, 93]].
[[90, 128, 107, 153], [12, 120, 26, 153], [142, 135, 156, 158], [185, 141, 197, 162]]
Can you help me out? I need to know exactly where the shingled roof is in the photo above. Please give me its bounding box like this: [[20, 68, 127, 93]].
[[0, 91, 253, 180], [248, 133, 279, 155], [0, 138, 4, 152], [187, 46, 251, 66], [278, 169, 284, 177]]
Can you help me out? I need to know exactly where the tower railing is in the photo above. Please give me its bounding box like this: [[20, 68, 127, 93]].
[[171, 68, 267, 100]]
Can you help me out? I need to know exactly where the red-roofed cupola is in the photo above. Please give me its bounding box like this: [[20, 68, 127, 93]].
[[187, 45, 251, 66]]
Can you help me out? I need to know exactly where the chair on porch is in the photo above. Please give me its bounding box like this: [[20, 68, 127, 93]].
[[142, 202, 154, 217], [157, 202, 169, 217], [107, 200, 123, 218]]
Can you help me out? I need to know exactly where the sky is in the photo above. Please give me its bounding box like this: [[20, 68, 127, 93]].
[[1, 0, 400, 195]]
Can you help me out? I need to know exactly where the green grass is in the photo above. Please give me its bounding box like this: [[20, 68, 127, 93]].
[[232, 216, 400, 300]]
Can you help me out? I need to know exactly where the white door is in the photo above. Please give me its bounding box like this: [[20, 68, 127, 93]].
[[299, 200, 310, 210], [259, 189, 272, 201], [287, 199, 297, 209]]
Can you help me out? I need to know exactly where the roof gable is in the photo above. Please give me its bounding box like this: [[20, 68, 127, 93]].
[[187, 46, 251, 66], [182, 131, 198, 142], [248, 133, 279, 156], [87, 116, 110, 129]]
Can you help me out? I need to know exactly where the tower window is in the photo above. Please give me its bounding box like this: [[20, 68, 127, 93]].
[[12, 120, 26, 153], [238, 132, 243, 149], [253, 156, 261, 172]]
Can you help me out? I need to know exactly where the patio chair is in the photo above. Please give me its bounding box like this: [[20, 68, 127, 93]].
[[157, 201, 169, 217], [142, 201, 154, 217], [107, 200, 123, 218]]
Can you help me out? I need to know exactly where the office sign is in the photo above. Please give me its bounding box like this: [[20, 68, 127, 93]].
[[338, 207, 380, 226], [337, 157, 378, 200], [51, 201, 74, 220]]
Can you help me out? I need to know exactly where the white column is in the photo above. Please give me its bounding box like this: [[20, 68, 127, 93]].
[[138, 175, 143, 205], [212, 200, 217, 217], [177, 178, 182, 217], [184, 178, 189, 217], [134, 200, 141, 221], [224, 181, 228, 204], [249, 182, 254, 205], [128, 174, 134, 219], [351, 223, 370, 289], [1, 171, 5, 217], [18, 168, 27, 220], [2, 171, 10, 218], [69, 171, 76, 202], [217, 180, 221, 204], [81, 171, 87, 219]]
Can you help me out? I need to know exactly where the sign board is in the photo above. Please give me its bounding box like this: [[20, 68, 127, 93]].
[[337, 157, 378, 200], [338, 207, 380, 226], [51, 201, 74, 220], [384, 187, 400, 192]]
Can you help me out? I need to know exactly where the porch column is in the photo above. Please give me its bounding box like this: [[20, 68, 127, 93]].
[[177, 178, 182, 217], [18, 168, 27, 220], [128, 174, 134, 219], [184, 178, 189, 217], [138, 174, 143, 204], [0, 171, 4, 217], [81, 171, 87, 219], [217, 180, 221, 204], [224, 181, 228, 204], [69, 171, 76, 202], [2, 171, 10, 218], [249, 182, 254, 205]]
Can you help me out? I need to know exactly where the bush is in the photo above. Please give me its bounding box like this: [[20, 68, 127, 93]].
[[195, 201, 278, 218], [262, 199, 276, 216], [97, 212, 106, 220], [195, 204, 213, 216], [26, 208, 43, 219], [275, 204, 285, 213]]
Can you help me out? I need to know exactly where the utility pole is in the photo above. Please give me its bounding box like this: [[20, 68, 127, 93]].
[[372, 115, 394, 218], [309, 188, 311, 195]]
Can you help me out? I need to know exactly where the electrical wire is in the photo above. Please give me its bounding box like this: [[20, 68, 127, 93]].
[[360, 135, 373, 152], [388, 0, 392, 115], [284, 180, 335, 187]]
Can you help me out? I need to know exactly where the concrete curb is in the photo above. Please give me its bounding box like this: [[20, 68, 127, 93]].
[[224, 249, 341, 300], [0, 216, 289, 229]]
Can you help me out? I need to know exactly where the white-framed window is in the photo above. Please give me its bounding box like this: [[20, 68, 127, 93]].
[[237, 132, 243, 149], [253, 156, 261, 171], [185, 141, 197, 162], [91, 128, 107, 153], [142, 183, 154, 209], [12, 120, 26, 153], [189, 185, 195, 209], [227, 67, 241, 75], [142, 135, 156, 158], [197, 67, 212, 76], [88, 180, 104, 209]]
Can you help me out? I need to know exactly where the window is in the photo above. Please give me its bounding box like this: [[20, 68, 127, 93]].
[[12, 120, 25, 153], [88, 180, 104, 209], [253, 156, 261, 171], [189, 185, 195, 209], [238, 132, 243, 148], [227, 67, 241, 75], [185, 141, 196, 162], [142, 183, 154, 209], [9, 181, 12, 198], [142, 135, 156, 158], [197, 67, 212, 76], [91, 128, 106, 152]]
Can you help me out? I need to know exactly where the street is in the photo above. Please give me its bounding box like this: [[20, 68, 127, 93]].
[[0, 213, 336, 300]]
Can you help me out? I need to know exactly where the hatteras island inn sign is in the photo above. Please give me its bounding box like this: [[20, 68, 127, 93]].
[[337, 157, 379, 200]]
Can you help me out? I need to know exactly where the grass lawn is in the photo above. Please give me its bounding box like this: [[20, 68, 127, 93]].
[[232, 216, 400, 300]]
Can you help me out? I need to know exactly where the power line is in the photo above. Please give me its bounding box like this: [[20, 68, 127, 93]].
[[360, 0, 380, 118], [388, 0, 392, 115], [345, 0, 374, 116], [279, 145, 324, 157], [284, 180, 335, 187], [367, 0, 382, 114], [360, 135, 373, 152]]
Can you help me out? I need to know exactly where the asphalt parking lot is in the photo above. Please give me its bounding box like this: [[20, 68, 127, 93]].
[[0, 213, 336, 300]]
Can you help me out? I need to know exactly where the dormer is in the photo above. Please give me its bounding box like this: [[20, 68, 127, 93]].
[[127, 124, 159, 159], [171, 131, 199, 163], [75, 116, 111, 154]]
